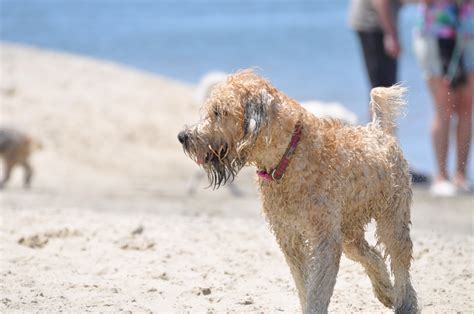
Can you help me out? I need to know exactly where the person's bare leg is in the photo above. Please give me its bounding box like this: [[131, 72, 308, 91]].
[[453, 73, 473, 186], [428, 78, 453, 181]]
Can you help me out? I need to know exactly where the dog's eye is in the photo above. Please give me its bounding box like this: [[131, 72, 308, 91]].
[[212, 108, 227, 120]]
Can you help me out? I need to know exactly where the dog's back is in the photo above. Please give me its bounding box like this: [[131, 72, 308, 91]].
[[0, 128, 43, 154], [0, 128, 26, 155]]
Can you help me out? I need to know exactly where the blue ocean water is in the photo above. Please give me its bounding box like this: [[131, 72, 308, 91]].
[[0, 0, 472, 177]]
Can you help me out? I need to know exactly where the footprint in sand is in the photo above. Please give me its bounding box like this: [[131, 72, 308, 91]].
[[115, 225, 155, 251], [18, 228, 81, 249]]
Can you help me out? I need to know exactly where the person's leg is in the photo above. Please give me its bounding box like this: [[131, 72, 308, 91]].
[[357, 31, 387, 89], [428, 78, 453, 182], [360, 31, 430, 183], [453, 73, 473, 187], [378, 40, 397, 87]]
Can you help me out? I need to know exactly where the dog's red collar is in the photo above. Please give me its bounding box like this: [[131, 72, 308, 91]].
[[257, 121, 303, 182]]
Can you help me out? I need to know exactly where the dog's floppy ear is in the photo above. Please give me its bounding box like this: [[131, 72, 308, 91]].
[[243, 89, 272, 139]]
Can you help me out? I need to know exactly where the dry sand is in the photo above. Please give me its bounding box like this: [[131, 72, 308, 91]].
[[0, 43, 473, 312]]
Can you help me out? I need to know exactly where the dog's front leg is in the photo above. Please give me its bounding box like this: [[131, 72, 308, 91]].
[[304, 232, 342, 314], [279, 232, 308, 310]]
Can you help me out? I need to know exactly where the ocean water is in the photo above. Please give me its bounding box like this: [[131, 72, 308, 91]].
[[0, 0, 472, 177]]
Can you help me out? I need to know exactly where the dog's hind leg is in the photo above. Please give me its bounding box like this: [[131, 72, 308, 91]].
[[343, 232, 394, 308], [376, 194, 418, 313], [21, 160, 33, 188]]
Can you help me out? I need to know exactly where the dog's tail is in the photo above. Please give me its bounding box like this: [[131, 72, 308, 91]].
[[26, 136, 44, 152], [370, 84, 407, 134]]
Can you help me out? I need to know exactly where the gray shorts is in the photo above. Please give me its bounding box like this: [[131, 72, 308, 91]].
[[413, 30, 474, 80]]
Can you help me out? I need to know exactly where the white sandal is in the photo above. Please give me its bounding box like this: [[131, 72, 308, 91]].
[[430, 180, 457, 197]]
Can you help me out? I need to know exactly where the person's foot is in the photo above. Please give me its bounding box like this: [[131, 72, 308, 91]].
[[453, 175, 472, 193], [430, 179, 457, 197], [409, 169, 430, 184]]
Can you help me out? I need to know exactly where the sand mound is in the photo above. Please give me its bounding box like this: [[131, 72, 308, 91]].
[[1, 43, 202, 194]]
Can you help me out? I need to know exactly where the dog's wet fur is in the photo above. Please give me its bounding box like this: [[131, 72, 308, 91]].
[[178, 70, 418, 313]]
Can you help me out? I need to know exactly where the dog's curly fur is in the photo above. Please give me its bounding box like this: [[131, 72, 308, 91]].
[[178, 70, 418, 313]]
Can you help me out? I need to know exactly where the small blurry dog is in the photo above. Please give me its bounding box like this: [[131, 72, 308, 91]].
[[0, 127, 42, 189]]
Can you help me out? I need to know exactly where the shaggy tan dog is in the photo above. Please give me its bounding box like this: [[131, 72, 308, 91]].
[[178, 70, 418, 313], [0, 127, 41, 189]]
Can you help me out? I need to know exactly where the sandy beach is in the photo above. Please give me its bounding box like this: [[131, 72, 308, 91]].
[[0, 43, 473, 312]]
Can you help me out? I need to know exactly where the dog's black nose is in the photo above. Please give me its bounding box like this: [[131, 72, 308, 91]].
[[178, 131, 188, 144]]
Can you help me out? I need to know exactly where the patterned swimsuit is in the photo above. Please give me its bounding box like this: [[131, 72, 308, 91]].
[[418, 0, 474, 39]]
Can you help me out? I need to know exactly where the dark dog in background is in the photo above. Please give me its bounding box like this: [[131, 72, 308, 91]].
[[0, 127, 42, 189]]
